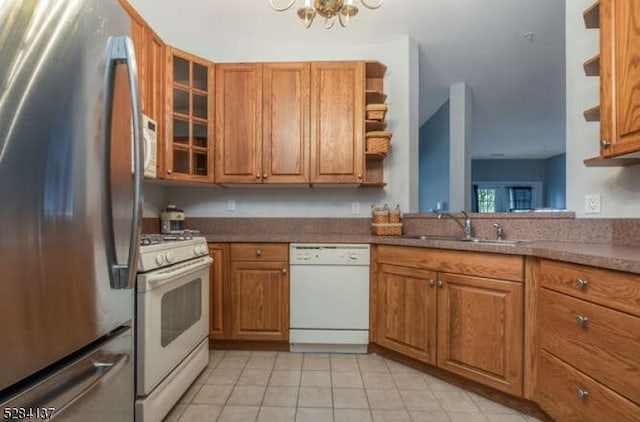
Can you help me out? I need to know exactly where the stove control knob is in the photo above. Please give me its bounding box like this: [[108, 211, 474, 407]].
[[349, 253, 358, 260], [195, 245, 206, 255], [166, 251, 176, 263], [296, 254, 303, 260], [155, 254, 165, 265]]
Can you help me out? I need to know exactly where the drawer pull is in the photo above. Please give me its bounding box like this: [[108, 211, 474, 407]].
[[576, 315, 589, 326], [256, 249, 262, 257], [282, 268, 287, 274], [437, 280, 443, 288], [575, 278, 589, 289], [428, 279, 435, 287], [576, 388, 589, 399]]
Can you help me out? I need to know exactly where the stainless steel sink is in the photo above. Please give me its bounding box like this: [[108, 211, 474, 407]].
[[465, 238, 524, 246], [404, 235, 462, 241], [404, 235, 525, 246]]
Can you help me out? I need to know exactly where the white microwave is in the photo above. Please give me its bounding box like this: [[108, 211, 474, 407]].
[[142, 114, 157, 178]]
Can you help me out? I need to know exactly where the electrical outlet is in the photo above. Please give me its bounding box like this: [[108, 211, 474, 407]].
[[351, 202, 360, 215], [585, 194, 602, 214], [227, 199, 236, 212]]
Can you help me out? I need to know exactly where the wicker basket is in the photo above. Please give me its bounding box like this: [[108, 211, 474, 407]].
[[366, 104, 388, 121], [371, 204, 389, 224], [388, 205, 401, 224], [371, 223, 403, 236], [366, 131, 392, 155]]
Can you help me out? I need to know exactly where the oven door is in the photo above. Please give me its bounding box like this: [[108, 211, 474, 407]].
[[136, 256, 212, 396]]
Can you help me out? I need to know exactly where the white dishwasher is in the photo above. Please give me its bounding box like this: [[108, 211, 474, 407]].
[[289, 244, 370, 353]]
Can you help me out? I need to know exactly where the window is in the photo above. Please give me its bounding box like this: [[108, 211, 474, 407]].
[[476, 188, 497, 213], [508, 186, 533, 211], [472, 182, 542, 212]]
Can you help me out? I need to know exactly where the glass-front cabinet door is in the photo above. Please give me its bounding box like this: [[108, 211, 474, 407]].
[[165, 48, 214, 181]]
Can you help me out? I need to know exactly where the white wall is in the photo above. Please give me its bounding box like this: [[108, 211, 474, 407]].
[[143, 182, 165, 217], [566, 0, 640, 217], [137, 21, 418, 217], [449, 83, 472, 212]]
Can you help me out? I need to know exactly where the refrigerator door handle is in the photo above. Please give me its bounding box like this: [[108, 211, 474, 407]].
[[104, 36, 143, 290]]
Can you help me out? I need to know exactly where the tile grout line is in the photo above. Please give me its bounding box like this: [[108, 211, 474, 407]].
[[357, 354, 376, 422], [213, 351, 250, 422], [249, 351, 268, 422]]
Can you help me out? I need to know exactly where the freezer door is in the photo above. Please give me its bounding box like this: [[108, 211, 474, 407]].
[[0, 0, 142, 392], [1, 326, 134, 422]]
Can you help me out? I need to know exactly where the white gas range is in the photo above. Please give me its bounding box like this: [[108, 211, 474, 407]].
[[135, 233, 212, 422]]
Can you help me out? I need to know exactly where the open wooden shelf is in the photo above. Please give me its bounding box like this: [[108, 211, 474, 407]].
[[583, 105, 600, 122], [365, 119, 387, 132], [365, 151, 387, 159], [366, 90, 387, 104], [584, 156, 640, 167], [366, 61, 387, 79], [583, 54, 600, 76], [583, 1, 600, 28]]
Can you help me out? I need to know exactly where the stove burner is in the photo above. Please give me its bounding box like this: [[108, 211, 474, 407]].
[[139, 230, 200, 246]]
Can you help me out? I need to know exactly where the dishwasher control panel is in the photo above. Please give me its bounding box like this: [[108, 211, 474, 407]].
[[290, 244, 370, 266]]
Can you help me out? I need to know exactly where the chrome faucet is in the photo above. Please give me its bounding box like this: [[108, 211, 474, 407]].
[[493, 222, 504, 240], [438, 210, 473, 239]]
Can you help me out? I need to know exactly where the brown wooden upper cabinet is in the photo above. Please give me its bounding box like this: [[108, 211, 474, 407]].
[[165, 48, 215, 181], [599, 0, 640, 158], [215, 63, 310, 183], [121, 0, 165, 174], [310, 62, 365, 183]]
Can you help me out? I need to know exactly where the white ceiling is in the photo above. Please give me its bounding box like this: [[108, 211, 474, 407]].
[[133, 0, 566, 159]]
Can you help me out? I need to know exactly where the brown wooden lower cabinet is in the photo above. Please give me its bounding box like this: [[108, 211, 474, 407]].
[[209, 242, 289, 342], [226, 242, 290, 342], [373, 246, 524, 396], [437, 273, 523, 396], [208, 243, 230, 340], [376, 264, 437, 364]]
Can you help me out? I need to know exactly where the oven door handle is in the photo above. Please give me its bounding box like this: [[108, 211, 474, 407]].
[[144, 256, 213, 288]]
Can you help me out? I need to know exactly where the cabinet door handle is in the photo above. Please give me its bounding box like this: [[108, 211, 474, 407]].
[[256, 173, 261, 179], [282, 268, 287, 274], [576, 315, 589, 326], [576, 388, 589, 399], [428, 279, 435, 287], [575, 278, 588, 289], [263, 173, 268, 179], [437, 280, 443, 288], [167, 169, 172, 174], [256, 249, 262, 257], [357, 173, 363, 179], [600, 140, 611, 148]]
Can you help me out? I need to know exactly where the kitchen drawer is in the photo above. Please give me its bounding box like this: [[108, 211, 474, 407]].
[[230, 243, 288, 261], [538, 259, 640, 317], [538, 288, 640, 404], [536, 350, 640, 422]]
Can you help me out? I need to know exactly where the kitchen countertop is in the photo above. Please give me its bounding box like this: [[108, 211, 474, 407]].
[[202, 233, 640, 274]]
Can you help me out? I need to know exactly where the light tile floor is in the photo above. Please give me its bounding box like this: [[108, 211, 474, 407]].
[[163, 350, 543, 422]]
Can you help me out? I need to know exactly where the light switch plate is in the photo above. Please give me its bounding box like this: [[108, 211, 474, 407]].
[[227, 199, 236, 212], [351, 202, 360, 215], [585, 194, 602, 214]]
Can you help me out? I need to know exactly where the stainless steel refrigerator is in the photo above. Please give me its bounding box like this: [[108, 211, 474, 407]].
[[0, 0, 142, 420]]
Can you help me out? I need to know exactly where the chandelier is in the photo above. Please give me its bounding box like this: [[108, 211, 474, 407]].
[[269, 0, 384, 29]]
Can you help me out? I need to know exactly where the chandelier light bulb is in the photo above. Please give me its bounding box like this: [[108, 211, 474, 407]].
[[269, 0, 383, 29]]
